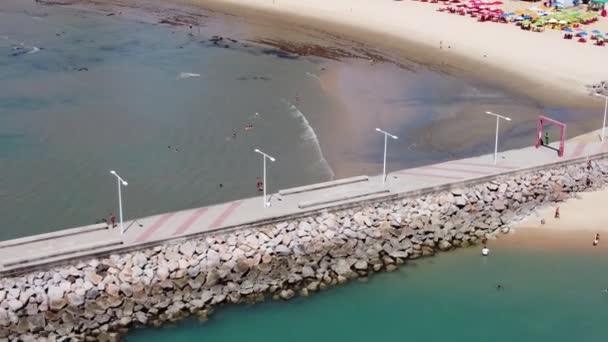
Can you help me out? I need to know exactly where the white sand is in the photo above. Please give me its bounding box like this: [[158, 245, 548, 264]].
[[188, 0, 608, 103]]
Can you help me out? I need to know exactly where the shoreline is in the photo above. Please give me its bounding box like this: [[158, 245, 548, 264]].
[[184, 0, 607, 109]]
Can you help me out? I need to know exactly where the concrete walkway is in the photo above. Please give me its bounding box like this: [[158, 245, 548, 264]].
[[2, 131, 607, 275]]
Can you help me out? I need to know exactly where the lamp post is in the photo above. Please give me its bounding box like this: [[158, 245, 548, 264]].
[[485, 111, 512, 164], [375, 128, 398, 184], [596, 93, 608, 142], [254, 149, 276, 207], [110, 170, 128, 235]]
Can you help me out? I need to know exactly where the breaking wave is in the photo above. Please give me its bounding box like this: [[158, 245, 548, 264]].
[[177, 72, 200, 79], [282, 99, 335, 180]]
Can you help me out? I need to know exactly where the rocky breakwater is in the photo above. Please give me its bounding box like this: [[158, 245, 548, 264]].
[[1, 161, 607, 341]]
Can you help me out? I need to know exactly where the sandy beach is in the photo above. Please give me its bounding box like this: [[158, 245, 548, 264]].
[[183, 0, 608, 107], [491, 187, 608, 252]]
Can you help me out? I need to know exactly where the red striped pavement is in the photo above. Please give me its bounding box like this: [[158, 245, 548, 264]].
[[172, 207, 209, 237], [209, 201, 242, 229], [135, 212, 176, 243], [570, 142, 587, 158], [448, 161, 517, 170], [397, 170, 464, 180], [423, 165, 496, 175]]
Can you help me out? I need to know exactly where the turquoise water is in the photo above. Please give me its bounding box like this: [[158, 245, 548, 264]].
[[126, 245, 608, 341]]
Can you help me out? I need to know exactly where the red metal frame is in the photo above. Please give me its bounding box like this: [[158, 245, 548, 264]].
[[536, 115, 566, 157]]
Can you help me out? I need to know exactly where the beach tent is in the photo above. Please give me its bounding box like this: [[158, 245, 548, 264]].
[[553, 0, 575, 7]]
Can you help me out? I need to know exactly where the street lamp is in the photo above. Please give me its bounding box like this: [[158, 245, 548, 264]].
[[485, 111, 511, 164], [110, 170, 128, 235], [254, 149, 276, 208], [375, 128, 398, 184], [595, 93, 608, 142]]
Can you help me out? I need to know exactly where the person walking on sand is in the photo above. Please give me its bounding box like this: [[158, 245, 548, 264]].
[[109, 212, 116, 228], [593, 233, 600, 246], [554, 206, 560, 219]]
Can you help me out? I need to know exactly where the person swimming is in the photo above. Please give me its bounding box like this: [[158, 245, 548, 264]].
[[482, 245, 490, 256]]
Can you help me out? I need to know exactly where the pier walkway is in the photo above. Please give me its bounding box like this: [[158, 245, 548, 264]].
[[2, 131, 607, 275]]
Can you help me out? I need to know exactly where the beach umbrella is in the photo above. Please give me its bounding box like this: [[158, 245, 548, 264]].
[[548, 18, 558, 23], [578, 31, 588, 36], [558, 20, 568, 24], [592, 29, 601, 34], [596, 34, 605, 40], [563, 28, 573, 32]]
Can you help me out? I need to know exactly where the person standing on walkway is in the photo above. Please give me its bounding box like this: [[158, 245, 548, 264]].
[[545, 131, 550, 145], [256, 177, 263, 192], [110, 212, 116, 228]]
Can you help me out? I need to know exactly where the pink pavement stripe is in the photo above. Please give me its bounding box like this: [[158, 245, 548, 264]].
[[172, 207, 210, 237], [570, 142, 586, 158], [398, 170, 463, 180], [135, 212, 176, 243], [209, 201, 243, 229], [423, 165, 495, 175], [448, 161, 517, 170]]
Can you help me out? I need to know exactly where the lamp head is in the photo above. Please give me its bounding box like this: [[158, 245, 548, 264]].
[[110, 170, 116, 175], [121, 181, 128, 186]]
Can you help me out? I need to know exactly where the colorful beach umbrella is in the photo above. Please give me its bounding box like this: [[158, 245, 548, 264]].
[[592, 29, 601, 34], [563, 28, 573, 32], [578, 31, 588, 36]]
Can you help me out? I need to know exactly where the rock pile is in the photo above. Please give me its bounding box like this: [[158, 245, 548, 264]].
[[0, 161, 606, 341]]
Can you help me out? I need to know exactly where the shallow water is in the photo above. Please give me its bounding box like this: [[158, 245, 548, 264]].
[[0, 0, 600, 240], [125, 245, 608, 341]]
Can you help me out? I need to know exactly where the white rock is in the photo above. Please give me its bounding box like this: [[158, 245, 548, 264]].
[[7, 299, 23, 312]]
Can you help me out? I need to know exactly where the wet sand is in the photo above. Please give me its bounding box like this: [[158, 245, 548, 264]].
[[188, 0, 608, 109]]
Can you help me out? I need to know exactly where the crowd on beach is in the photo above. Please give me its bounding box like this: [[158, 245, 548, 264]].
[[412, 0, 608, 46]]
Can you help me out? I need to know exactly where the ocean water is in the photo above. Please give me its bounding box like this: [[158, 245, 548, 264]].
[[126, 245, 608, 341], [0, 0, 601, 241]]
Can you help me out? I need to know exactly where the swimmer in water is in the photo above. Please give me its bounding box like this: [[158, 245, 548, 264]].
[[481, 245, 490, 256], [496, 284, 503, 290]]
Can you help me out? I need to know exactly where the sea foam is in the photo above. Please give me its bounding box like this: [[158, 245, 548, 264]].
[[283, 99, 335, 180]]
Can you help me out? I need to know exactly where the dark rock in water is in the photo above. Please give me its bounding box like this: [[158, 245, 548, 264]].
[[76, 67, 88, 71], [106, 13, 116, 16], [224, 45, 229, 48]]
